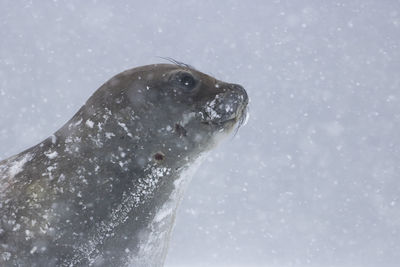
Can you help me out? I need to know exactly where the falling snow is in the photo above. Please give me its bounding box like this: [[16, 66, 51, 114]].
[[0, 1, 400, 267]]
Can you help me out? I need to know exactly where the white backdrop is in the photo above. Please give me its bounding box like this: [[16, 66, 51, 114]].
[[1, 1, 399, 266]]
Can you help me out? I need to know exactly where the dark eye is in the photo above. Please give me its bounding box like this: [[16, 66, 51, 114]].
[[177, 73, 196, 90]]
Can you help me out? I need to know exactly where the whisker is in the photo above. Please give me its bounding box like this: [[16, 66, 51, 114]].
[[232, 106, 249, 138], [157, 56, 196, 70]]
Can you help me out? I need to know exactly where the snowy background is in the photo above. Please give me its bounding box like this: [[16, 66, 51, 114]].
[[1, 1, 400, 266]]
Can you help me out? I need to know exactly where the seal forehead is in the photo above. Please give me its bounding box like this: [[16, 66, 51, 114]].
[[120, 64, 219, 100], [121, 64, 212, 83]]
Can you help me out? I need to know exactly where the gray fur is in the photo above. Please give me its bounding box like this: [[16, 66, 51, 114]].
[[0, 64, 248, 266]]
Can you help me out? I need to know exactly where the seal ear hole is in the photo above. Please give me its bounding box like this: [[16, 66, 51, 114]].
[[154, 152, 165, 162]]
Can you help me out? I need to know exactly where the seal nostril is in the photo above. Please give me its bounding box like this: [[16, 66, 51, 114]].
[[230, 83, 248, 104]]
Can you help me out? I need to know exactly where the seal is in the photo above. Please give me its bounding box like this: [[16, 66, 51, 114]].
[[0, 63, 248, 266]]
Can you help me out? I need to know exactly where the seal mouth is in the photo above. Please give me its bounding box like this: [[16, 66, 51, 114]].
[[201, 105, 248, 126]]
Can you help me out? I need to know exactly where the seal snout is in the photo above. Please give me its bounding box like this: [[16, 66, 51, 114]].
[[201, 82, 249, 127], [227, 83, 249, 120]]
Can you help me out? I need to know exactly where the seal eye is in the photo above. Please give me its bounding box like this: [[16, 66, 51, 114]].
[[177, 73, 196, 90]]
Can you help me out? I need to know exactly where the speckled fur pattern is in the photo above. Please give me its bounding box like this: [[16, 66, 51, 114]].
[[0, 63, 248, 267]]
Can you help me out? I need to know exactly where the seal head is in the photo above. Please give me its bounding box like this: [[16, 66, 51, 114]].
[[0, 63, 248, 266]]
